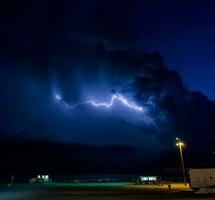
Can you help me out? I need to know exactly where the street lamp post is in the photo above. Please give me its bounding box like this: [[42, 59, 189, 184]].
[[176, 137, 186, 185]]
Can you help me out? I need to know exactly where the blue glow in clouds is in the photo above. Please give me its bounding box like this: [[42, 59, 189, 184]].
[[55, 93, 144, 112]]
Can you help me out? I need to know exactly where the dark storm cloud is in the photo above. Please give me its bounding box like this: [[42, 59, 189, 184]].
[[0, 0, 138, 62], [1, 0, 215, 155], [1, 38, 215, 152]]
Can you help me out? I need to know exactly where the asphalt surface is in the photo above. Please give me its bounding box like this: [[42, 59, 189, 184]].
[[1, 183, 215, 200]]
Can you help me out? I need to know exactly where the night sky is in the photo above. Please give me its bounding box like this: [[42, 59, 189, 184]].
[[1, 0, 215, 174]]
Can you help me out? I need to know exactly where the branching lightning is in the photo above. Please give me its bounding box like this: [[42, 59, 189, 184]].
[[55, 94, 144, 112]]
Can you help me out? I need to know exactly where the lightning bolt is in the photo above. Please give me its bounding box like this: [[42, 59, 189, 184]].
[[55, 94, 144, 112]]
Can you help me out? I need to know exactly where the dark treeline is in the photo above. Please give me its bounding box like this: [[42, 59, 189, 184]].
[[0, 130, 214, 183]]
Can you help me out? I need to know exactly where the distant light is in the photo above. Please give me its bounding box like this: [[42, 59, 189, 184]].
[[149, 176, 157, 181], [140, 176, 157, 181]]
